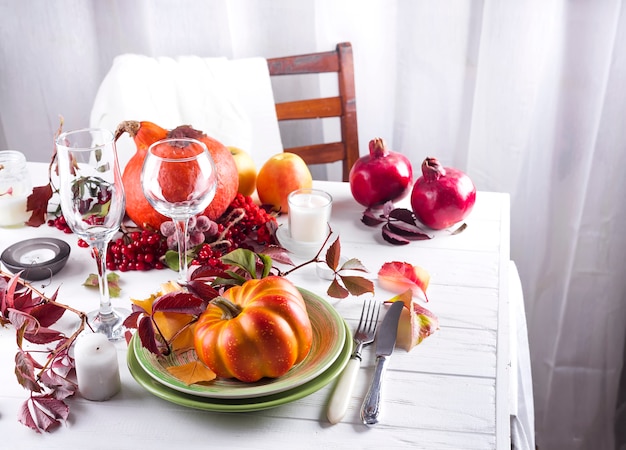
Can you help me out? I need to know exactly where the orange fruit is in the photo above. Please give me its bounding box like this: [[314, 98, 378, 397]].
[[256, 153, 312, 212]]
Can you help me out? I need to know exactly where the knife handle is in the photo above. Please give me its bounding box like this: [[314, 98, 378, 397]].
[[327, 357, 360, 424], [360, 355, 389, 425]]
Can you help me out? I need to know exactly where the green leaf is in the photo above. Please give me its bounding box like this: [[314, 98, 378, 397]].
[[164, 250, 180, 271], [223, 270, 248, 284], [325, 238, 341, 270], [220, 248, 257, 277], [258, 253, 273, 278], [338, 275, 375, 297], [339, 258, 369, 273]]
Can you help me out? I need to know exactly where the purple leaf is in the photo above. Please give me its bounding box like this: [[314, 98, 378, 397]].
[[381, 225, 412, 245], [386, 221, 433, 240], [388, 208, 417, 224], [361, 208, 386, 226]]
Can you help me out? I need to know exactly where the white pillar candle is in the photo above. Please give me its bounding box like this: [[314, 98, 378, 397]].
[[288, 189, 333, 242], [74, 333, 121, 401]]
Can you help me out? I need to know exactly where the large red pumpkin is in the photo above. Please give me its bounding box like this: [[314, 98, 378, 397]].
[[115, 121, 239, 231]]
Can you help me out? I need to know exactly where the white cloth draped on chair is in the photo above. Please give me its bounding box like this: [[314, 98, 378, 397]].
[[89, 54, 283, 170]]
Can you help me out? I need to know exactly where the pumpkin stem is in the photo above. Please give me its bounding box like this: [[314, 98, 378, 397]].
[[114, 120, 141, 141], [210, 296, 243, 319]]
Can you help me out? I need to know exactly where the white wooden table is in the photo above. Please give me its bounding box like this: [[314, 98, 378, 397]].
[[0, 163, 517, 449]]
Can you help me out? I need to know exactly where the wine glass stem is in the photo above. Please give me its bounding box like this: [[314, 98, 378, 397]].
[[91, 240, 113, 317], [174, 218, 190, 283]]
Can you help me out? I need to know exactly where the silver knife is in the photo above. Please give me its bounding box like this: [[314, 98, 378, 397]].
[[360, 300, 404, 425]]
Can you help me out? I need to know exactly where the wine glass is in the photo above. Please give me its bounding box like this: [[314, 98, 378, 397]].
[[141, 138, 217, 284], [56, 128, 129, 340]]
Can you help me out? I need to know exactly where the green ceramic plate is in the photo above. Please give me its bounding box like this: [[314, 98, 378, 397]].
[[132, 288, 347, 399], [127, 320, 352, 412]]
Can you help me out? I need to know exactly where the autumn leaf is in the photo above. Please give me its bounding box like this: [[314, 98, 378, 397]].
[[25, 184, 54, 227], [327, 279, 349, 299], [378, 261, 430, 301], [166, 359, 217, 385], [325, 238, 341, 270], [83, 272, 121, 297], [339, 275, 375, 296], [385, 289, 439, 352]]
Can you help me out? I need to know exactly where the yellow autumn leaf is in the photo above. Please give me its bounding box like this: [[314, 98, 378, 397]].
[[131, 280, 194, 350], [166, 360, 217, 385]]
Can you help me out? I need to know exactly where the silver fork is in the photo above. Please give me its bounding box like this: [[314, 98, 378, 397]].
[[327, 298, 380, 424]]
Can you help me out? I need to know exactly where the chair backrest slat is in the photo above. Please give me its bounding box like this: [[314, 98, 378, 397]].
[[267, 42, 359, 181]]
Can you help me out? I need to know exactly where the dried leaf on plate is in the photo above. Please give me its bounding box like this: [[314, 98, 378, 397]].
[[166, 360, 217, 385]]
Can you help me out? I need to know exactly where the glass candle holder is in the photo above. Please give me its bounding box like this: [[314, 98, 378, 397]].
[[287, 188, 333, 242], [0, 150, 32, 227]]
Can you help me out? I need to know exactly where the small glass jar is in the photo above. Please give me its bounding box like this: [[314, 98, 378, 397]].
[[0, 150, 32, 227]]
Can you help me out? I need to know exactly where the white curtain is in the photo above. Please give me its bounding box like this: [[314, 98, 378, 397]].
[[2, 1, 626, 448]]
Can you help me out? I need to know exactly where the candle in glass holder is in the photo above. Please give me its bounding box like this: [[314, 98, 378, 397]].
[[288, 189, 332, 242], [74, 333, 121, 401], [0, 150, 32, 227]]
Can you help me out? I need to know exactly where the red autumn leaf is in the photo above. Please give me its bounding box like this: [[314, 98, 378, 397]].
[[123, 310, 143, 329], [15, 351, 42, 392], [138, 315, 161, 355], [339, 275, 375, 297], [25, 184, 54, 227], [185, 279, 219, 303], [20, 395, 69, 433], [254, 244, 294, 266], [39, 370, 76, 400], [378, 261, 430, 302], [30, 302, 67, 328], [152, 292, 205, 315], [327, 278, 349, 299], [24, 327, 65, 345], [325, 237, 341, 271]]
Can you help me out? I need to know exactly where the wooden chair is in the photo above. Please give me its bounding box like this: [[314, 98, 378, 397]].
[[267, 42, 360, 182]]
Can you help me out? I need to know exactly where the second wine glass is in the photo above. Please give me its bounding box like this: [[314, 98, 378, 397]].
[[56, 128, 129, 340], [141, 138, 217, 284]]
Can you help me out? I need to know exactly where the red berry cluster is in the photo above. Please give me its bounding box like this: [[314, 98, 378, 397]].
[[48, 216, 73, 233], [214, 193, 277, 251], [106, 230, 168, 271], [192, 244, 226, 270]]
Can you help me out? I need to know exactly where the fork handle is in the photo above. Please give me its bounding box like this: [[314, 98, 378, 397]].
[[327, 357, 361, 424], [360, 355, 389, 425]]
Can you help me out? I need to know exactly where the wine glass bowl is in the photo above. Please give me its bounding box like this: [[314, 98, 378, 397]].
[[141, 138, 217, 284], [56, 128, 129, 340]]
